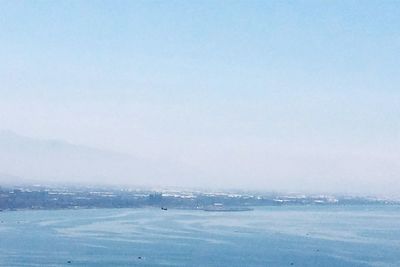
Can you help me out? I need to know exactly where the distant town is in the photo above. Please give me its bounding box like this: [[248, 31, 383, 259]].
[[0, 185, 398, 212]]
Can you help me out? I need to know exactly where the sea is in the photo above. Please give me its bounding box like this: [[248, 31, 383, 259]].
[[1, 205, 400, 266]]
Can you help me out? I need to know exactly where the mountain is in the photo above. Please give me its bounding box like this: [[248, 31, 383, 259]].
[[0, 172, 28, 186], [0, 130, 186, 186]]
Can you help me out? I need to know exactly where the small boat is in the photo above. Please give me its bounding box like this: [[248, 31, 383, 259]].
[[161, 207, 168, 210]]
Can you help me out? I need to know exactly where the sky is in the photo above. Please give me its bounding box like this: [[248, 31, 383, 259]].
[[0, 1, 399, 194]]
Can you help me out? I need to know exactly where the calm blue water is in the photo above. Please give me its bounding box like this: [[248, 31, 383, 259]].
[[1, 206, 400, 266]]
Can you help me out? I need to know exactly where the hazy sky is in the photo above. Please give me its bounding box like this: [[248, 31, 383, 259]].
[[0, 1, 399, 194]]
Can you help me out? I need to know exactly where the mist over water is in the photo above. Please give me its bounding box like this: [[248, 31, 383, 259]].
[[0, 129, 399, 196]]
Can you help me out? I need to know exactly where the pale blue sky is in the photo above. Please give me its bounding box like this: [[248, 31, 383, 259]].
[[0, 1, 399, 193]]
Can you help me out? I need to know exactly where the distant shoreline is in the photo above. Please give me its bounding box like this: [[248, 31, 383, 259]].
[[1, 185, 399, 212]]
